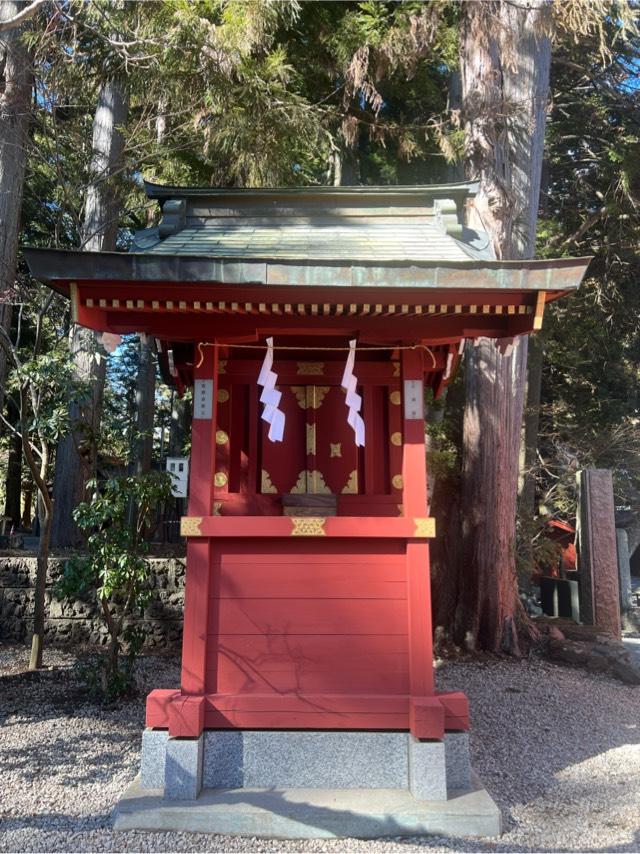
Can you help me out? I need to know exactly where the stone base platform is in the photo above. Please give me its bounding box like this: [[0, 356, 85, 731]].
[[117, 728, 501, 838], [113, 774, 502, 839], [140, 729, 474, 802]]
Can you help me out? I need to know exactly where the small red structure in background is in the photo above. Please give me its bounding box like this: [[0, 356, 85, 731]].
[[543, 519, 577, 578]]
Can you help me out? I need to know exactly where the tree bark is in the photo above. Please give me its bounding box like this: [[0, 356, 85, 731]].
[[4, 398, 21, 525], [51, 76, 128, 547], [455, 0, 552, 652], [21, 378, 53, 670], [29, 489, 51, 669], [520, 331, 544, 515], [134, 334, 155, 475], [0, 1, 32, 413]]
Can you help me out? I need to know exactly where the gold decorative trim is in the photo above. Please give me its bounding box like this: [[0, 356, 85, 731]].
[[414, 517, 436, 538], [291, 385, 330, 410], [69, 283, 79, 324], [291, 470, 307, 494], [308, 469, 331, 494], [213, 502, 222, 516], [397, 504, 404, 516], [390, 432, 402, 446], [218, 360, 227, 374], [533, 290, 546, 331], [217, 388, 230, 403], [290, 469, 332, 494], [390, 390, 401, 405], [180, 516, 203, 537], [291, 517, 327, 536], [216, 430, 229, 445], [306, 424, 317, 455], [297, 361, 324, 376], [214, 471, 228, 488], [261, 470, 277, 493], [392, 474, 404, 490], [330, 442, 342, 458], [392, 362, 400, 377], [341, 469, 358, 494]]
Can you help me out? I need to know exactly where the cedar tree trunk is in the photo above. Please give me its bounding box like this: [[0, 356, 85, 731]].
[[4, 399, 21, 525], [134, 334, 155, 475], [0, 0, 31, 412], [51, 76, 128, 547], [455, 0, 552, 653]]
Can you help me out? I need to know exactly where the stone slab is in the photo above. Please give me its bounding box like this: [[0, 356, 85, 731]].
[[203, 730, 243, 788], [241, 731, 408, 789], [165, 735, 203, 800], [577, 469, 621, 637], [113, 773, 502, 839], [616, 528, 632, 612], [140, 729, 168, 790], [444, 732, 471, 791], [408, 738, 447, 801]]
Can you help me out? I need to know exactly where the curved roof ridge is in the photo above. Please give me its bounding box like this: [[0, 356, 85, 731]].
[[143, 179, 480, 201]]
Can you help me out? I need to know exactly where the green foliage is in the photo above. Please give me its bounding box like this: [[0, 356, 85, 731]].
[[55, 472, 173, 700], [534, 16, 640, 517]]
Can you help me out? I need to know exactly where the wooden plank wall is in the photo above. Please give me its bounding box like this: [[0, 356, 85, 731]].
[[206, 540, 409, 697]]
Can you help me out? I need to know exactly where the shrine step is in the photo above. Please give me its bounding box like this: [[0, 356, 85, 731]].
[[112, 775, 502, 839]]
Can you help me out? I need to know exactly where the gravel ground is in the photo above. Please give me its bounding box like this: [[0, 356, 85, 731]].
[[1, 644, 639, 853]]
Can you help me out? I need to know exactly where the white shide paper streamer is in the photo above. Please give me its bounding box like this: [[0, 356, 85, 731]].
[[257, 337, 285, 442], [341, 338, 365, 447]]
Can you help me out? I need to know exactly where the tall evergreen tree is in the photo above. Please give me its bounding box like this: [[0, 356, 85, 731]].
[[0, 0, 33, 414]]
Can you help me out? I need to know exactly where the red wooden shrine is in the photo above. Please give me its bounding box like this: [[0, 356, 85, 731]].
[[25, 183, 589, 743]]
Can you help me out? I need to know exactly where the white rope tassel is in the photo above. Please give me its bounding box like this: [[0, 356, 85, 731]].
[[257, 337, 285, 442], [341, 338, 365, 447]]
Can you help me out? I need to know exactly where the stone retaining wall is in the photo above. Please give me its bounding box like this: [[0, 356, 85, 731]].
[[0, 555, 184, 649]]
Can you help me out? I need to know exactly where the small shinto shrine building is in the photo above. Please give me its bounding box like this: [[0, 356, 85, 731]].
[[26, 182, 588, 836]]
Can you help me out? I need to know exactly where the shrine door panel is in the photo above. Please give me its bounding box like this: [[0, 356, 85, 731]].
[[259, 386, 307, 494], [260, 385, 361, 495], [205, 540, 409, 696]]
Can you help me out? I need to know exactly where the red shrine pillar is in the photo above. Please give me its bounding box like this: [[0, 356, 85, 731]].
[[401, 347, 469, 739], [402, 348, 436, 732], [168, 342, 219, 737]]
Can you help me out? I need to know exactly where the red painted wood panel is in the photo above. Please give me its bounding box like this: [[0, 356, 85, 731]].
[[213, 660, 409, 695], [217, 575, 405, 600], [212, 632, 409, 659], [207, 598, 408, 636], [207, 692, 410, 712], [147, 689, 470, 733], [206, 538, 410, 698], [218, 540, 405, 558], [216, 562, 405, 599], [204, 708, 409, 730]]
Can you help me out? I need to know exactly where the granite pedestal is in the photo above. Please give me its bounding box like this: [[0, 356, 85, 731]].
[[113, 727, 501, 838]]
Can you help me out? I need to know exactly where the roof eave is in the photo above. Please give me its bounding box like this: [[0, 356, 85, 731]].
[[22, 248, 592, 295]]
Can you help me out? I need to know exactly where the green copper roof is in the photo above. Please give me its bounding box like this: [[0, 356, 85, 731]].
[[131, 181, 493, 263], [23, 182, 592, 297]]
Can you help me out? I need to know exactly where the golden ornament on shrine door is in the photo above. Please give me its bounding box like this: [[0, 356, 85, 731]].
[[261, 470, 277, 494]]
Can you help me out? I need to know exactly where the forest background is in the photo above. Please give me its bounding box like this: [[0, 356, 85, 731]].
[[1, 0, 639, 670]]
